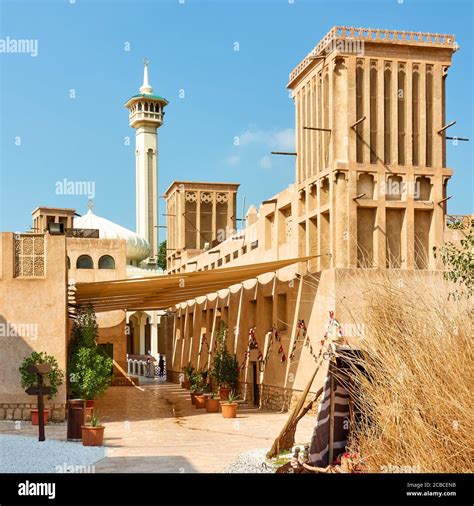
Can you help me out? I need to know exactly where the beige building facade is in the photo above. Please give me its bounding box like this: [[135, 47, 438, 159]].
[[0, 207, 130, 420], [162, 26, 463, 411], [0, 27, 469, 422]]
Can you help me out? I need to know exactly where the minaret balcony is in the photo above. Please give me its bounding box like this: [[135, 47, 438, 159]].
[[129, 110, 164, 128]]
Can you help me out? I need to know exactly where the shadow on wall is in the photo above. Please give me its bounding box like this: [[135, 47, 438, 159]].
[[284, 273, 321, 389], [0, 314, 36, 402]]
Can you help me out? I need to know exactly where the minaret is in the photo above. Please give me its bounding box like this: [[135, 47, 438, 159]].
[[125, 59, 168, 264]]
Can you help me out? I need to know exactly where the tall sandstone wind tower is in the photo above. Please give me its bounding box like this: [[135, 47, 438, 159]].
[[288, 27, 457, 271], [125, 60, 168, 264]]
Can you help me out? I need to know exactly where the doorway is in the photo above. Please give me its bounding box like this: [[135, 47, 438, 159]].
[[251, 362, 260, 407], [145, 319, 151, 355]]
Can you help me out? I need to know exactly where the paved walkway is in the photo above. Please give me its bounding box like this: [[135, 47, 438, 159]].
[[0, 380, 316, 473]]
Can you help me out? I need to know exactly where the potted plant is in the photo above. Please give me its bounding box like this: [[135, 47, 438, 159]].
[[181, 363, 194, 390], [19, 351, 64, 425], [68, 305, 113, 413], [220, 390, 239, 419], [194, 390, 206, 409], [82, 411, 105, 446], [210, 322, 239, 400], [205, 392, 220, 413], [190, 370, 208, 409], [189, 371, 199, 405]]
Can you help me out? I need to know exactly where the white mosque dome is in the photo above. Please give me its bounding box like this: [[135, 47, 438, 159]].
[[74, 209, 150, 262]]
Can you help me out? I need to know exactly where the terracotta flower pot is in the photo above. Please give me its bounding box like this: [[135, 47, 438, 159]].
[[84, 400, 94, 422], [82, 425, 105, 446], [31, 409, 50, 426], [194, 395, 206, 409], [219, 387, 230, 401], [205, 398, 220, 413], [190, 392, 197, 405], [221, 402, 238, 419]]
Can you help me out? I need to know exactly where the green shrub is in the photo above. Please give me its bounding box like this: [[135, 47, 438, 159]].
[[68, 304, 113, 400], [19, 351, 64, 400], [211, 322, 239, 389], [434, 220, 474, 299], [69, 347, 113, 400], [190, 369, 209, 394], [182, 362, 195, 379]]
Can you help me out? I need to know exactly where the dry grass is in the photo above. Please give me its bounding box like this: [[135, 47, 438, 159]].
[[339, 272, 473, 473]]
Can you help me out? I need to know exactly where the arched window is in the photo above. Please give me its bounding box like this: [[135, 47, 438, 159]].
[[138, 103, 142, 111], [357, 173, 375, 199], [67, 256, 71, 269], [386, 175, 403, 201], [98, 255, 115, 269], [76, 255, 93, 269]]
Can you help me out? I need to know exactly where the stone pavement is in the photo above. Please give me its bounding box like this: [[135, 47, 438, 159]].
[[0, 380, 316, 473]]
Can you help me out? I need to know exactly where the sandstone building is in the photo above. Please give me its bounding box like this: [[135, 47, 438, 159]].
[[0, 27, 469, 422], [162, 26, 463, 410]]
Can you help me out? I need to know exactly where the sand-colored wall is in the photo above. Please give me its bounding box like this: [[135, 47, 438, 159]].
[[67, 237, 127, 371], [0, 232, 67, 419]]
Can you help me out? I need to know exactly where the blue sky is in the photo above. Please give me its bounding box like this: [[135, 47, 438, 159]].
[[1, 0, 472, 235]]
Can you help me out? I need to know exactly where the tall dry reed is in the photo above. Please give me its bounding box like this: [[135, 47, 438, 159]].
[[340, 272, 473, 473]]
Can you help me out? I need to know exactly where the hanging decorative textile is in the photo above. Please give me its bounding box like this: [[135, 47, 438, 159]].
[[271, 325, 281, 341], [239, 327, 260, 370], [198, 333, 210, 356], [289, 312, 344, 363]]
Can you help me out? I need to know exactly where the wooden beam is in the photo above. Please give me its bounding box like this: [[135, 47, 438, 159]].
[[437, 120, 456, 134], [445, 136, 469, 141], [350, 116, 366, 130], [304, 126, 332, 132]]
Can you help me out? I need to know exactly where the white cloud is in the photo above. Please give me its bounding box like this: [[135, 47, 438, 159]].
[[225, 155, 240, 166], [273, 129, 295, 151], [237, 128, 295, 151], [260, 155, 272, 169]]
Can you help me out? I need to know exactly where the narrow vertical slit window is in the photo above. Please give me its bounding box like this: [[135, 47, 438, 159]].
[[370, 61, 377, 163], [317, 72, 323, 172], [426, 65, 433, 167], [384, 64, 391, 165], [356, 60, 364, 163], [301, 88, 306, 181], [397, 65, 406, 166], [147, 148, 154, 246], [412, 67, 420, 166], [306, 82, 312, 176], [296, 90, 302, 183], [312, 77, 317, 175], [323, 73, 329, 168], [442, 68, 447, 168]]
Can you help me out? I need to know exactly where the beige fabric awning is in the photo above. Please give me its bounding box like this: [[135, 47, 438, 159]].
[[72, 256, 313, 313]]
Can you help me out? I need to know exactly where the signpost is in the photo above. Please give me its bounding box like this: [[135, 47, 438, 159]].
[[25, 363, 52, 442]]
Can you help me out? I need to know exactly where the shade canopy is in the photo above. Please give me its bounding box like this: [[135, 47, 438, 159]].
[[72, 256, 313, 313]]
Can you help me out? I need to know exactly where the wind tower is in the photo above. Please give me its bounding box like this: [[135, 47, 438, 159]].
[[125, 59, 169, 264]]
